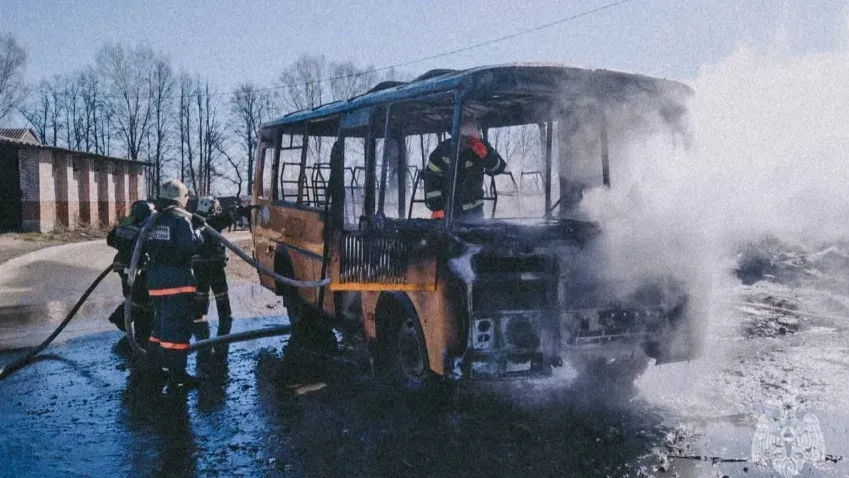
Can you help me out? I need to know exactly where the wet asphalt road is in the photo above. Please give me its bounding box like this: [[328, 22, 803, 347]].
[[0, 314, 672, 477], [2, 300, 849, 478], [3, 239, 849, 476]]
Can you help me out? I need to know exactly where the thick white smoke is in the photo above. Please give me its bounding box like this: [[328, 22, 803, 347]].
[[576, 8, 849, 299], [500, 5, 849, 413], [689, 35, 849, 248]]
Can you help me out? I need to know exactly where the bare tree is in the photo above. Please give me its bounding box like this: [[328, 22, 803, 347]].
[[178, 73, 195, 187], [278, 54, 327, 111], [278, 55, 330, 162], [20, 80, 53, 144], [217, 143, 244, 199], [230, 83, 276, 196], [328, 61, 378, 101], [0, 34, 26, 124], [148, 57, 175, 196], [179, 77, 226, 196], [201, 83, 226, 195], [513, 124, 541, 174], [61, 76, 82, 149], [96, 95, 114, 156], [489, 126, 516, 166], [77, 68, 100, 152], [96, 43, 154, 161]]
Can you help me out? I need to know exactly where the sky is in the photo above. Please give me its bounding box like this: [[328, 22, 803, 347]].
[[3, 0, 848, 239], [3, 0, 846, 91]]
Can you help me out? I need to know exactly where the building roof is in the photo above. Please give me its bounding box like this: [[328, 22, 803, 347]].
[[0, 128, 39, 144], [0, 136, 150, 166]]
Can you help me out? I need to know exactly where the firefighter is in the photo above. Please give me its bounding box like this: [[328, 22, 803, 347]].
[[423, 117, 507, 221], [146, 179, 204, 393], [191, 196, 234, 365], [106, 200, 155, 349]]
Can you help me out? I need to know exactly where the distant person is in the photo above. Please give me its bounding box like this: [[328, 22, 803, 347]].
[[227, 202, 239, 232], [191, 196, 234, 367], [146, 179, 204, 394], [238, 204, 254, 232], [106, 200, 156, 351], [423, 117, 507, 222]]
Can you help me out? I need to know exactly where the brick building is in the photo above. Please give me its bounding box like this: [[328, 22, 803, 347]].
[[0, 133, 147, 232]]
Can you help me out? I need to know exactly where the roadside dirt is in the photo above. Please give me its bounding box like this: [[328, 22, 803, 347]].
[[224, 235, 259, 283], [0, 229, 109, 266]]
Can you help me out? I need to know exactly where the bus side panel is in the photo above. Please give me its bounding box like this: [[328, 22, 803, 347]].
[[409, 282, 459, 376], [254, 201, 326, 304], [252, 198, 277, 293]]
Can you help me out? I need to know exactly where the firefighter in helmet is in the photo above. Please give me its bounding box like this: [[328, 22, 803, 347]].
[[423, 117, 507, 222], [145, 179, 204, 393], [191, 196, 234, 365], [106, 200, 156, 348]]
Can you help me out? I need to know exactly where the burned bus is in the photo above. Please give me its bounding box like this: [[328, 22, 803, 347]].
[[251, 64, 700, 387]]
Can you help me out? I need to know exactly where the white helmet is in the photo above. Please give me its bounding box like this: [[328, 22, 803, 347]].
[[159, 179, 189, 208], [196, 196, 219, 217], [460, 117, 480, 138]]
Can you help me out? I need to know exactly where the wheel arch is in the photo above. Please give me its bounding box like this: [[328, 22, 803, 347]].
[[375, 291, 420, 341], [374, 291, 435, 382], [273, 245, 295, 297]]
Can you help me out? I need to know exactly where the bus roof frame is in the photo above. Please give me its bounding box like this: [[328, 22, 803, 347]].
[[261, 63, 693, 137]]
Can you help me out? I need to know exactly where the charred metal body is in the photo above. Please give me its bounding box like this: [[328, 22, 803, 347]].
[[251, 64, 699, 387]]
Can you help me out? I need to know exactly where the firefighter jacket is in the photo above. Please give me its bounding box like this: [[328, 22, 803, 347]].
[[107, 216, 142, 272], [423, 136, 507, 214], [145, 207, 204, 296], [193, 213, 233, 268]]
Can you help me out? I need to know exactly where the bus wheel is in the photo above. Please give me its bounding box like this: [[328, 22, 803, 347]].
[[389, 312, 431, 390]]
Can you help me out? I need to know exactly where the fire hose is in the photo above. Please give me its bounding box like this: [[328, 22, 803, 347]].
[[0, 206, 328, 381], [123, 207, 330, 356]]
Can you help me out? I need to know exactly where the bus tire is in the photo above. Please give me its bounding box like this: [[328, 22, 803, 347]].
[[377, 294, 432, 390], [275, 252, 336, 354]]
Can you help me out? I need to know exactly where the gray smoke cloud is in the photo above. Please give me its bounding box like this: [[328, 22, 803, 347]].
[[556, 79, 706, 315], [689, 40, 849, 248], [549, 9, 849, 403], [479, 14, 849, 408], [559, 10, 849, 321]]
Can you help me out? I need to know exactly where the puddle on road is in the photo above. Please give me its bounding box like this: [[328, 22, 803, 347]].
[[0, 300, 118, 350]]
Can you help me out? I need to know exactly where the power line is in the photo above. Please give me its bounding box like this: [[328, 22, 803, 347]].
[[220, 0, 639, 98], [32, 0, 639, 103]]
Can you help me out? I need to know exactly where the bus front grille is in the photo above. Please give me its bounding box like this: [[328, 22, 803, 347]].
[[340, 233, 409, 284]]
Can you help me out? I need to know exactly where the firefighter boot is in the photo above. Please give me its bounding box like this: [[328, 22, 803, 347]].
[[214, 314, 233, 361], [161, 348, 196, 395]]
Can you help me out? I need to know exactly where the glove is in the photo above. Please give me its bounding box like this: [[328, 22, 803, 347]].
[[466, 136, 488, 159], [191, 214, 207, 229]]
